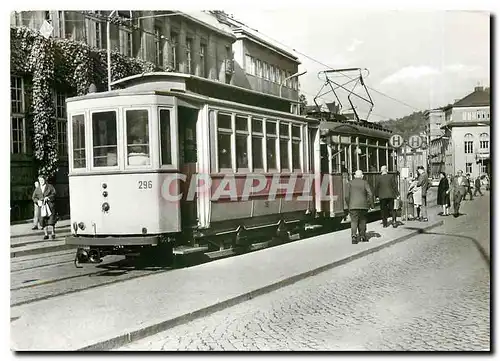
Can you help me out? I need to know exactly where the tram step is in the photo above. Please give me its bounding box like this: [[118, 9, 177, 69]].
[[172, 245, 209, 255]]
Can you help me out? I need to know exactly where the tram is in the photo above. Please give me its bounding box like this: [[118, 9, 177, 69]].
[[66, 72, 320, 264], [65, 71, 394, 266]]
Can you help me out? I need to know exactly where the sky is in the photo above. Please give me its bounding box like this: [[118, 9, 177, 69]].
[[223, 9, 490, 121]]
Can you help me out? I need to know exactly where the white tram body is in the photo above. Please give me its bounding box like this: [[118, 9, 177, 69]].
[[66, 73, 320, 258]]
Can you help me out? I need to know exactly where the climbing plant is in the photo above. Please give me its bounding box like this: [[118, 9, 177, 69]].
[[10, 26, 157, 178]]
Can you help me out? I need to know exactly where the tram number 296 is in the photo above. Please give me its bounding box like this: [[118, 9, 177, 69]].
[[138, 180, 153, 190]]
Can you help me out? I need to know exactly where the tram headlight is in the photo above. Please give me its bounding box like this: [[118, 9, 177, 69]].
[[102, 183, 107, 189], [78, 222, 86, 230], [102, 202, 110, 212], [102, 191, 108, 197]]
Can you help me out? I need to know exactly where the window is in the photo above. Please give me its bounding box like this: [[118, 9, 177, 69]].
[[279, 122, 290, 171], [72, 114, 86, 169], [464, 133, 474, 154], [92, 111, 117, 167], [170, 32, 179, 70], [251, 57, 256, 76], [217, 113, 232, 169], [291, 125, 301, 171], [94, 21, 106, 49], [466, 162, 472, 174], [276, 67, 282, 84], [256, 59, 262, 78], [126, 31, 133, 57], [245, 55, 252, 74], [11, 76, 25, 154], [480, 133, 489, 150], [200, 43, 207, 77], [155, 26, 164, 67], [235, 115, 249, 170], [378, 148, 387, 168], [270, 66, 275, 83], [159, 109, 172, 165], [263, 62, 268, 79], [252, 118, 264, 170], [368, 146, 377, 172], [126, 109, 150, 166], [266, 120, 277, 170], [186, 38, 193, 74], [54, 92, 67, 157]]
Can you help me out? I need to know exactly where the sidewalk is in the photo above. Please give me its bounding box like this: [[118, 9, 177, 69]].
[[10, 220, 71, 238], [11, 206, 443, 351]]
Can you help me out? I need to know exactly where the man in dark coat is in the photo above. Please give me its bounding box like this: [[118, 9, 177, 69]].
[[474, 176, 483, 197], [416, 166, 430, 221], [451, 170, 467, 217], [374, 165, 400, 228], [345, 170, 374, 244]]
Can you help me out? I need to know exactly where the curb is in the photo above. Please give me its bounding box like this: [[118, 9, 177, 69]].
[[10, 225, 71, 239], [79, 219, 444, 351], [10, 244, 76, 258]]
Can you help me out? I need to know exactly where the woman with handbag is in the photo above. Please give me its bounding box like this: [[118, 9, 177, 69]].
[[38, 175, 57, 240], [437, 172, 451, 216]]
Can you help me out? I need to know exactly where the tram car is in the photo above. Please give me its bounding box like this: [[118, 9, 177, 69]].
[[66, 72, 320, 264], [66, 72, 395, 266], [310, 108, 396, 230]]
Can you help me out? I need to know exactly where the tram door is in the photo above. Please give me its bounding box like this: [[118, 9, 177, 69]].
[[178, 106, 199, 229]]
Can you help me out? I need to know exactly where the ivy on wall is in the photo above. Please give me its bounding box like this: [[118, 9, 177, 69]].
[[11, 26, 157, 179]]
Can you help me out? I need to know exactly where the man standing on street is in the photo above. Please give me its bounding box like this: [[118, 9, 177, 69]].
[[465, 174, 474, 200], [416, 166, 429, 222], [474, 176, 484, 197], [451, 170, 467, 217], [345, 170, 374, 244], [374, 165, 400, 228]]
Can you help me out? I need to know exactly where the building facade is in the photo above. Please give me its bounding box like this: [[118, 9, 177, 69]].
[[431, 86, 491, 178], [211, 12, 301, 107]]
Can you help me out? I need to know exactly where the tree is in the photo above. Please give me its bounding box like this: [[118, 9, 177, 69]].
[[299, 94, 307, 115]]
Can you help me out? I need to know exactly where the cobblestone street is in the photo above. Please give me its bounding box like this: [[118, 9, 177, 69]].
[[118, 194, 490, 351]]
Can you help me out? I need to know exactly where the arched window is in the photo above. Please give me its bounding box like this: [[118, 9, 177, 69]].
[[480, 133, 489, 150], [464, 133, 474, 154]]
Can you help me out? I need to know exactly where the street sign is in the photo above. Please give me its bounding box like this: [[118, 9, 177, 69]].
[[408, 134, 423, 149], [389, 134, 404, 148], [39, 20, 54, 39]]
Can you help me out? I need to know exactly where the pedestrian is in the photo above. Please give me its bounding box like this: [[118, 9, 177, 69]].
[[451, 170, 467, 218], [31, 180, 42, 230], [38, 175, 57, 240], [409, 177, 422, 220], [415, 166, 429, 222], [437, 171, 451, 216], [374, 165, 399, 228], [345, 170, 374, 244], [446, 173, 454, 213], [474, 176, 484, 197], [465, 174, 474, 200]]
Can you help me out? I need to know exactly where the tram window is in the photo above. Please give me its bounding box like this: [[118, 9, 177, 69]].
[[126, 109, 150, 166], [266, 138, 277, 170], [218, 133, 232, 169], [236, 134, 248, 169], [159, 109, 172, 165], [279, 123, 289, 137], [218, 113, 232, 129], [236, 115, 248, 131], [72, 114, 86, 169], [292, 141, 300, 171], [280, 139, 290, 171], [253, 118, 263, 133], [252, 136, 264, 169], [266, 121, 276, 135], [378, 148, 387, 168], [368, 146, 378, 172], [358, 146, 367, 172], [92, 111, 117, 167], [350, 145, 358, 171]]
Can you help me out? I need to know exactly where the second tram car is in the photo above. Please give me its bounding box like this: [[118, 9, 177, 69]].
[[66, 72, 395, 265]]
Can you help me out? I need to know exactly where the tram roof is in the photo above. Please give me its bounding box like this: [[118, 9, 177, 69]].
[[68, 72, 300, 114], [319, 119, 393, 140]]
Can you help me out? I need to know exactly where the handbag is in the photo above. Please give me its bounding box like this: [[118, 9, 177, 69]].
[[393, 198, 401, 210], [41, 202, 52, 218]]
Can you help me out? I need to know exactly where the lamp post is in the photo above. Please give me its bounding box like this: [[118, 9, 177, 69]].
[[279, 70, 307, 98], [107, 10, 118, 91]]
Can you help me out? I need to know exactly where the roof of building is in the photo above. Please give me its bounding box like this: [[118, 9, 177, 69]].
[[178, 11, 236, 39], [208, 11, 300, 64], [452, 86, 490, 108]]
